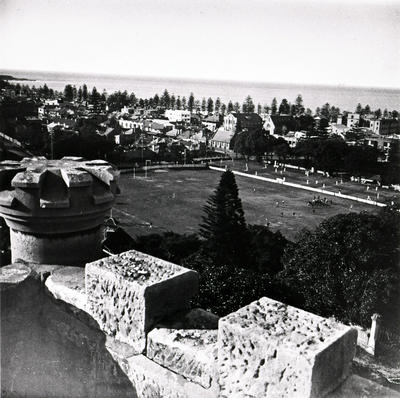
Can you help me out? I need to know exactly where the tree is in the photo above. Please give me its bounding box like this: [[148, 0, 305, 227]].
[[89, 86, 100, 107], [274, 137, 291, 162], [278, 98, 290, 115], [176, 96, 182, 110], [233, 102, 240, 113], [220, 103, 227, 115], [170, 95, 176, 109], [383, 108, 389, 118], [63, 84, 74, 101], [181, 96, 187, 110], [227, 101, 234, 113], [199, 170, 251, 267], [161, 89, 171, 108], [201, 97, 207, 112], [356, 103, 363, 114], [215, 97, 221, 114], [280, 211, 400, 328], [82, 84, 88, 101], [188, 92, 195, 112], [364, 104, 371, 115], [248, 225, 288, 275], [374, 108, 382, 119], [207, 97, 214, 114], [77, 86, 83, 102], [242, 95, 255, 113], [232, 128, 270, 160], [153, 94, 160, 107], [295, 94, 304, 115], [183, 251, 271, 316], [320, 103, 331, 119], [271, 98, 278, 115]]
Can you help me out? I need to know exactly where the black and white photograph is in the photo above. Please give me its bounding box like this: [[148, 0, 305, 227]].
[[0, 0, 399, 397]]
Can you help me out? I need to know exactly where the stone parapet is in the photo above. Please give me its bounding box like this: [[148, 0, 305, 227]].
[[0, 157, 119, 265], [3, 255, 399, 398], [85, 250, 198, 353], [218, 297, 358, 398]]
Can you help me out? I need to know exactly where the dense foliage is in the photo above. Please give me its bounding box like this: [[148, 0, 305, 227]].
[[280, 210, 400, 329]]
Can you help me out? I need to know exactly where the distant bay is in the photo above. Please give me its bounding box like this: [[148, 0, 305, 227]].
[[1, 69, 399, 113]]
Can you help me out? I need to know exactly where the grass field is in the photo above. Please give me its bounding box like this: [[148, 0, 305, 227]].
[[114, 168, 380, 241]]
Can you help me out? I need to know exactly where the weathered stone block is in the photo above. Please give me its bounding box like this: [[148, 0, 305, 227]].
[[45, 267, 87, 312], [106, 352, 218, 398], [0, 263, 32, 291], [218, 297, 357, 398], [85, 250, 198, 353], [147, 327, 218, 389]]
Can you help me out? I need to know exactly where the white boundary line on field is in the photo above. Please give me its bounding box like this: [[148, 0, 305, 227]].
[[209, 166, 386, 207]]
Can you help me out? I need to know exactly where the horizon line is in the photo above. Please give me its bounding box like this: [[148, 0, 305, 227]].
[[1, 67, 400, 93]]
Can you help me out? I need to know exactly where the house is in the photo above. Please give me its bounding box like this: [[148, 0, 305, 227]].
[[118, 118, 141, 130], [346, 113, 360, 128], [263, 115, 299, 135], [202, 115, 221, 131], [165, 109, 191, 123], [360, 116, 400, 135], [365, 133, 399, 161], [378, 118, 400, 136], [275, 131, 306, 148], [210, 127, 235, 152], [223, 113, 263, 133], [329, 123, 351, 138]]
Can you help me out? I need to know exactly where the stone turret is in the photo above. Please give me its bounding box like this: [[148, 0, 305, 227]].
[[0, 157, 119, 266]]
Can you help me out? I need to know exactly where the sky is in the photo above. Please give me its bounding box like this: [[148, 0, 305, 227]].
[[0, 0, 399, 88]]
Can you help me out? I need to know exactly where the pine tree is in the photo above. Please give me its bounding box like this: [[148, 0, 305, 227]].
[[82, 84, 88, 101], [215, 97, 221, 114], [207, 97, 214, 114], [188, 92, 195, 112], [271, 98, 278, 115], [200, 170, 251, 267]]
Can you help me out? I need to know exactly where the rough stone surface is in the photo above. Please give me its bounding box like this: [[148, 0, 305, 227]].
[[0, 263, 32, 290], [147, 327, 218, 389], [45, 267, 87, 312], [85, 250, 198, 353], [327, 375, 400, 398], [107, 351, 218, 398], [218, 297, 358, 398]]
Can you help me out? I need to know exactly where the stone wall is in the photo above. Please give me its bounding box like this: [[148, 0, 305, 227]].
[[2, 253, 399, 398]]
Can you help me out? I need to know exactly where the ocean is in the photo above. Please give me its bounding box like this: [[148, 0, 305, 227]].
[[1, 69, 399, 113]]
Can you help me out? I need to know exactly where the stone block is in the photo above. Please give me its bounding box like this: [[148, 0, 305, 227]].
[[45, 267, 87, 312], [0, 263, 32, 291], [218, 297, 357, 398], [106, 352, 218, 398], [147, 327, 218, 389], [85, 250, 198, 353]]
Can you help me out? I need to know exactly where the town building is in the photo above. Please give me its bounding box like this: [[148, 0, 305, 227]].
[[210, 128, 234, 152], [263, 115, 299, 135], [165, 109, 191, 123], [346, 113, 360, 128], [223, 112, 263, 133]]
